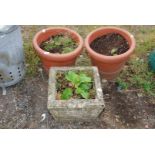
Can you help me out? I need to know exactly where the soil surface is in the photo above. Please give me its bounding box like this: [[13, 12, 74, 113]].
[[0, 72, 155, 129], [90, 33, 129, 56]]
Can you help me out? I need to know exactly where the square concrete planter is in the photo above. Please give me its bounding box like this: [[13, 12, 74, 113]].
[[47, 66, 105, 121]]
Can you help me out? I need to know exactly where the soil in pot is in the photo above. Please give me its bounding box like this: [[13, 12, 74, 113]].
[[90, 33, 130, 56], [40, 33, 78, 54], [56, 70, 96, 100]]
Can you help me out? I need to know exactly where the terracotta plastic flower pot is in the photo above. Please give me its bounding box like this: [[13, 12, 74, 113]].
[[85, 27, 136, 80], [33, 27, 83, 72]]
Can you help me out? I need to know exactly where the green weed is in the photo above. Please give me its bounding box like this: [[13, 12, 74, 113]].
[[117, 58, 155, 96], [24, 43, 40, 76]]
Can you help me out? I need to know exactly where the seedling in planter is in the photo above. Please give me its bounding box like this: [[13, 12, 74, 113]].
[[90, 33, 129, 56], [110, 48, 118, 56], [56, 71, 95, 100], [40, 34, 78, 54], [61, 88, 73, 100]]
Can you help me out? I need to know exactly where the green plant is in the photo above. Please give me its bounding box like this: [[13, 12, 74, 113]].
[[116, 78, 129, 90], [61, 88, 73, 100], [110, 48, 118, 56], [117, 57, 155, 96], [24, 43, 40, 76], [41, 35, 77, 54], [60, 71, 92, 100]]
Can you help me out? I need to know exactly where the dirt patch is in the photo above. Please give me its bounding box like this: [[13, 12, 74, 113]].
[[102, 81, 155, 128], [90, 33, 129, 56], [0, 71, 155, 129]]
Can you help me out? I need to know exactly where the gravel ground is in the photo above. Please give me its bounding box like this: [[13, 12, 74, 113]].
[[0, 71, 155, 129]]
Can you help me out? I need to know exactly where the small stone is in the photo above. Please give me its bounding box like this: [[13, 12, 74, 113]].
[[145, 124, 149, 128], [111, 48, 117, 55], [105, 94, 109, 96], [97, 88, 102, 92], [140, 59, 144, 62], [38, 68, 43, 72], [79, 55, 83, 58], [102, 79, 108, 83], [116, 118, 119, 122], [68, 83, 73, 87], [136, 57, 140, 61], [40, 125, 47, 129], [117, 86, 122, 92], [40, 113, 46, 122], [137, 93, 143, 97], [25, 63, 30, 67], [115, 115, 120, 118]]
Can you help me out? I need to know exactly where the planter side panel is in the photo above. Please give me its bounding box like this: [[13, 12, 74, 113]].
[[49, 105, 104, 121]]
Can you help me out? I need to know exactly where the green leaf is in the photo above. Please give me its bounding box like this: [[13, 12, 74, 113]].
[[75, 87, 82, 94], [63, 37, 73, 45], [65, 71, 79, 86], [79, 83, 92, 91], [61, 88, 73, 100], [81, 91, 89, 99], [75, 87, 89, 99], [63, 47, 73, 53], [79, 73, 92, 83], [143, 82, 152, 92]]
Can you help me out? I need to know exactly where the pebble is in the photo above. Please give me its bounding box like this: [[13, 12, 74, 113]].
[[136, 57, 140, 61], [102, 79, 108, 83], [140, 59, 144, 62], [38, 68, 43, 72], [40, 113, 46, 122], [25, 63, 30, 67], [116, 118, 119, 122], [137, 93, 143, 97], [97, 88, 102, 92], [117, 86, 122, 92], [105, 94, 109, 96]]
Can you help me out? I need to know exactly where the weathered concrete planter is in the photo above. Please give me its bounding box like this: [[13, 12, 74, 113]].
[[47, 66, 105, 121]]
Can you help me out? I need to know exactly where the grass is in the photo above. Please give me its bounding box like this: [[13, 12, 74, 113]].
[[22, 25, 155, 96], [24, 42, 40, 76], [115, 26, 155, 96], [116, 57, 155, 96]]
